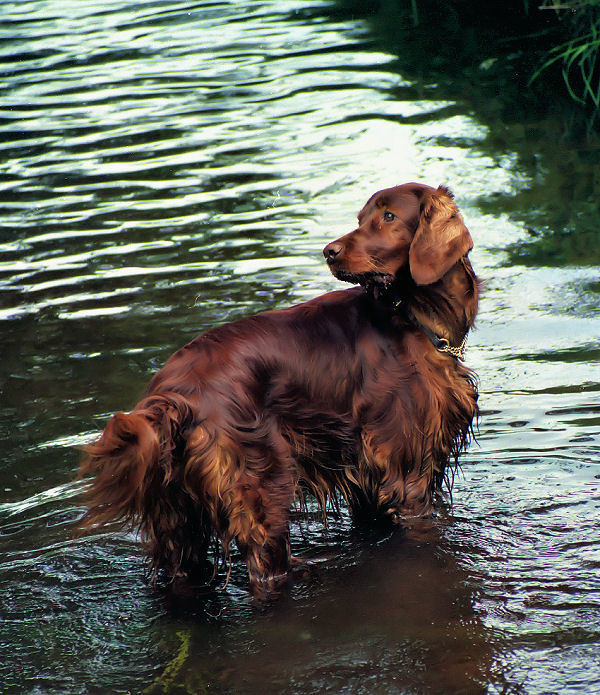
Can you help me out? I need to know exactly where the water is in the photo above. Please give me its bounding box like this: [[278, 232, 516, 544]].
[[1, 1, 599, 693]]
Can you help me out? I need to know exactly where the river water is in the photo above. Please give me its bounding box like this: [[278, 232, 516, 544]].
[[1, 1, 599, 693]]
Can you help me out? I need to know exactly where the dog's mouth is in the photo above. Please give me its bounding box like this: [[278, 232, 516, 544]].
[[328, 266, 395, 288]]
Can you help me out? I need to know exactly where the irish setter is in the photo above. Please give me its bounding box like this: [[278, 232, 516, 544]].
[[78, 183, 479, 595]]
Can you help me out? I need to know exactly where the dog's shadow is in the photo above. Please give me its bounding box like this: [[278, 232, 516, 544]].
[[150, 512, 500, 694]]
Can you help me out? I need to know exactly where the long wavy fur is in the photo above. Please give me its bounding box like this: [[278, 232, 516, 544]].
[[77, 183, 480, 595]]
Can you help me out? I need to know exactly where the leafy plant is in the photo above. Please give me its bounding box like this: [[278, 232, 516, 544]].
[[532, 1, 600, 114]]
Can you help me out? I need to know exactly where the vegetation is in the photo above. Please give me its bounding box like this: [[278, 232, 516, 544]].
[[533, 1, 600, 118], [335, 0, 600, 132]]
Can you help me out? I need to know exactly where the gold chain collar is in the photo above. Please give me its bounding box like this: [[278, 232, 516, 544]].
[[435, 333, 468, 360], [393, 298, 469, 361]]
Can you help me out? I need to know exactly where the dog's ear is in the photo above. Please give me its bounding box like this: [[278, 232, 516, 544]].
[[409, 186, 473, 285]]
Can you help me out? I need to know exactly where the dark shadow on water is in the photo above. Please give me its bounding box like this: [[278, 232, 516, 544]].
[[144, 518, 517, 695], [330, 0, 600, 268]]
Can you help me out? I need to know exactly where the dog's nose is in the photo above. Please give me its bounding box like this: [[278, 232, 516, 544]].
[[323, 242, 343, 263]]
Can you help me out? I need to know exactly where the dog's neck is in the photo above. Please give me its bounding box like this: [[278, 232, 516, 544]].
[[371, 257, 479, 351]]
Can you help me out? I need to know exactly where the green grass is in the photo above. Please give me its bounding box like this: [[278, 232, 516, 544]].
[[531, 1, 600, 116]]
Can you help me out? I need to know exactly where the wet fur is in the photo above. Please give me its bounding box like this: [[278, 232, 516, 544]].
[[78, 183, 480, 595]]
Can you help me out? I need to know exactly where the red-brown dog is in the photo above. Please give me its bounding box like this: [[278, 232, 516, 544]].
[[79, 183, 479, 595]]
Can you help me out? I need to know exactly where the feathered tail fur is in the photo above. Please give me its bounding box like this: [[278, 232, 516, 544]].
[[78, 392, 210, 580]]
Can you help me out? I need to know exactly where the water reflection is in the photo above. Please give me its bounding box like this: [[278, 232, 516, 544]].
[[146, 524, 500, 695], [1, 0, 599, 693], [335, 0, 600, 266]]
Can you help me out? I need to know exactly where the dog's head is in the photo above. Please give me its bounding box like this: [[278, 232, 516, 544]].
[[323, 183, 473, 287]]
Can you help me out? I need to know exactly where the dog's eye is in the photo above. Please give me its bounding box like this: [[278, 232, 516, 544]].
[[383, 211, 395, 222]]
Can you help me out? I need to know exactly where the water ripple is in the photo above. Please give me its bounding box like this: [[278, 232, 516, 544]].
[[1, 1, 599, 694]]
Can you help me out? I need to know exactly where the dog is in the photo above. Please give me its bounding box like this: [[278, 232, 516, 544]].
[[78, 182, 479, 596]]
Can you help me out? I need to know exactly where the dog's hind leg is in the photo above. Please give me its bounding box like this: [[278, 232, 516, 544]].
[[184, 422, 297, 595], [230, 463, 297, 597], [238, 526, 292, 597]]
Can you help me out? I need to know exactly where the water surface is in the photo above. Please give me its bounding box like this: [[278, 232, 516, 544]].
[[1, 1, 599, 693]]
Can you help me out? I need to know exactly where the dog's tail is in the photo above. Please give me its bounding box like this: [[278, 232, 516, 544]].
[[77, 392, 209, 579]]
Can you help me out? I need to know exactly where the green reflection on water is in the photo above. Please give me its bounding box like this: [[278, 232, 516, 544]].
[[509, 345, 600, 363], [335, 0, 600, 267]]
